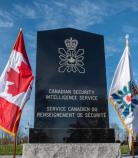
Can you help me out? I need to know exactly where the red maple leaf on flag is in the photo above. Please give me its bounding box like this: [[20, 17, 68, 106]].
[[7, 61, 33, 96]]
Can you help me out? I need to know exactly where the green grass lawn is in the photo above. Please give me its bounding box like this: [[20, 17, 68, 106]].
[[121, 145, 129, 155], [0, 144, 22, 155], [121, 145, 138, 155]]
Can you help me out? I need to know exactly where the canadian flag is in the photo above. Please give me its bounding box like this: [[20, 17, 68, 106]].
[[0, 30, 34, 136]]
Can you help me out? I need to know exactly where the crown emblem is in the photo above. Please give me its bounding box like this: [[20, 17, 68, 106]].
[[65, 37, 78, 50], [58, 37, 85, 73]]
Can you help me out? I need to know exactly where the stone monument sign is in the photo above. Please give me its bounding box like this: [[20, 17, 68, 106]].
[[29, 28, 115, 143]]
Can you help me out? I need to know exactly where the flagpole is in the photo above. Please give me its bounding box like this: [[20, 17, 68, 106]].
[[125, 34, 129, 47], [12, 28, 23, 50], [13, 135, 17, 158], [131, 136, 135, 158], [125, 34, 135, 158], [26, 122, 30, 143]]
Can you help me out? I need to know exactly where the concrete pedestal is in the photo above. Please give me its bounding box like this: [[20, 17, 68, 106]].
[[22, 143, 121, 158]]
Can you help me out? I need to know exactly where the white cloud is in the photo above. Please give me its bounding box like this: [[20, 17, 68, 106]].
[[0, 10, 14, 28], [13, 4, 37, 19], [105, 44, 121, 58], [0, 20, 13, 28], [69, 1, 108, 29], [121, 1, 138, 12], [30, 0, 109, 30], [10, 0, 138, 30], [54, 1, 67, 8], [32, 2, 68, 29], [122, 25, 138, 34], [6, 0, 138, 31], [33, 0, 138, 30], [25, 31, 36, 50], [101, 0, 138, 14], [104, 36, 124, 58]]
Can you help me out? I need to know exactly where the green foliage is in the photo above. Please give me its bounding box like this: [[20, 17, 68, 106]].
[[0, 144, 22, 155]]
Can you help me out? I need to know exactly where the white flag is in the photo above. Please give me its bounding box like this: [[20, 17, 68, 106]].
[[109, 35, 138, 136]]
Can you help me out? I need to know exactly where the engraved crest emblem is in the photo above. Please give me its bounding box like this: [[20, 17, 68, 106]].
[[58, 37, 85, 73]]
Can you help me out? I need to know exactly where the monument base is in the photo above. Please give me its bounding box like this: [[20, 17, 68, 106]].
[[22, 143, 121, 158], [29, 128, 115, 143]]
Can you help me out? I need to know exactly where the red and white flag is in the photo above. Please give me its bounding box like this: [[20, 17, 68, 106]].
[[0, 30, 34, 136]]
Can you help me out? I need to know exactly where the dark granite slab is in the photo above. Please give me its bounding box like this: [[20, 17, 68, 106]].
[[29, 128, 115, 143]]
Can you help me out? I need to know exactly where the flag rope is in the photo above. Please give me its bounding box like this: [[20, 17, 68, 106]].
[[12, 28, 22, 50], [132, 136, 135, 158]]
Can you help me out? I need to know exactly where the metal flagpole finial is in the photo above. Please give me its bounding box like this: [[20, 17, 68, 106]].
[[20, 27, 23, 32], [125, 34, 129, 47]]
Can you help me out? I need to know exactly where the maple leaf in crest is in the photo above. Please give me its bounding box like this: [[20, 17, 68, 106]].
[[7, 61, 33, 96]]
